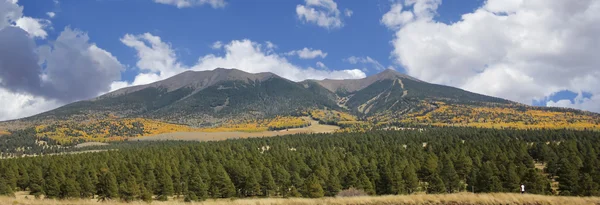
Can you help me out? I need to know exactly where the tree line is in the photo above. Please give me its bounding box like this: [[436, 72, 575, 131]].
[[1, 127, 599, 202]]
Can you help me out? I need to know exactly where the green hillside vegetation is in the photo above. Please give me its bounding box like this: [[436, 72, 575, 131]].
[[1, 127, 599, 203]]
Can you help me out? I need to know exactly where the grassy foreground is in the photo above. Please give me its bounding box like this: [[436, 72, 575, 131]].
[[3, 193, 600, 205]]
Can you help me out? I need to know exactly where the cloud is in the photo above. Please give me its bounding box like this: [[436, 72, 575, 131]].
[[296, 0, 348, 29], [117, 33, 365, 89], [0, 26, 123, 120], [15, 17, 50, 39], [1, 0, 51, 39], [40, 27, 124, 102], [154, 0, 226, 8], [0, 88, 61, 121], [316, 61, 327, 69], [46, 12, 55, 18], [285, 47, 327, 59], [381, 3, 414, 30], [211, 41, 223, 49], [388, 0, 600, 113], [344, 9, 353, 17], [344, 56, 385, 71]]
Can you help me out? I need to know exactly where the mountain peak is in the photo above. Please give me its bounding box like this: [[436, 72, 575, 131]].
[[98, 68, 277, 99], [373, 68, 422, 82]]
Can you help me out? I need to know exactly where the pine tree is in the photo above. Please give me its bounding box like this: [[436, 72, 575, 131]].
[[97, 168, 119, 201], [28, 167, 44, 198], [426, 173, 447, 194], [476, 162, 502, 193], [140, 185, 153, 202], [289, 186, 301, 197], [16, 166, 29, 191], [0, 177, 14, 197], [244, 172, 261, 197], [143, 164, 157, 195], [44, 169, 61, 199], [391, 168, 406, 194], [188, 167, 208, 200], [522, 168, 552, 195], [356, 171, 375, 195], [502, 164, 521, 193], [59, 178, 80, 199], [578, 174, 600, 196], [156, 166, 174, 201], [78, 168, 95, 198], [440, 156, 460, 193], [211, 165, 236, 198], [119, 177, 140, 202], [272, 164, 291, 197], [304, 174, 324, 198], [557, 158, 579, 195], [403, 165, 419, 194], [324, 173, 342, 196], [260, 169, 277, 197]]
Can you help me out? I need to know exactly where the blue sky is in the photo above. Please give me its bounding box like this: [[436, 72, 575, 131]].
[[1, 0, 599, 120], [19, 0, 485, 81]]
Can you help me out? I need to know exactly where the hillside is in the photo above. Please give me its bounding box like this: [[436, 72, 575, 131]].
[[1, 68, 599, 142]]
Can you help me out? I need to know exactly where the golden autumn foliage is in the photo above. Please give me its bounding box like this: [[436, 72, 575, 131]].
[[309, 109, 357, 125], [390, 102, 600, 131], [0, 130, 10, 136], [199, 116, 310, 132], [34, 116, 311, 143]]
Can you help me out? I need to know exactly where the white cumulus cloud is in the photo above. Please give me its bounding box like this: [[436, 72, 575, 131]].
[[46, 12, 55, 18], [154, 0, 226, 8], [15, 17, 50, 39], [115, 33, 366, 89], [345, 56, 385, 71], [286, 47, 328, 59], [387, 0, 600, 113], [296, 0, 349, 29]]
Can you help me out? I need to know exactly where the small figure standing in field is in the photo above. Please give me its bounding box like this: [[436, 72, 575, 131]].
[[520, 184, 525, 194]]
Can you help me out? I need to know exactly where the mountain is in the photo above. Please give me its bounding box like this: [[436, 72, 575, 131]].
[[2, 68, 599, 131]]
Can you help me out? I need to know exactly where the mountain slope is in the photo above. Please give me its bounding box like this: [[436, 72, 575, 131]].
[[2, 68, 598, 133]]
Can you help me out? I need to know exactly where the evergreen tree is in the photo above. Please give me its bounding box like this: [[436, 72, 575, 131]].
[[211, 165, 236, 198], [119, 177, 140, 202], [59, 178, 80, 199], [556, 158, 579, 195], [28, 167, 44, 198], [272, 164, 291, 197], [78, 168, 95, 198], [476, 162, 502, 193], [97, 168, 119, 201], [188, 167, 208, 200], [156, 166, 174, 201], [140, 185, 153, 202], [260, 169, 277, 197], [578, 173, 599, 196], [357, 171, 375, 195], [0, 177, 14, 197], [44, 169, 62, 199], [426, 173, 447, 194], [403, 165, 419, 194], [16, 166, 29, 191], [244, 172, 261, 197], [502, 164, 521, 192], [289, 186, 301, 197], [440, 156, 460, 193], [303, 174, 324, 198]]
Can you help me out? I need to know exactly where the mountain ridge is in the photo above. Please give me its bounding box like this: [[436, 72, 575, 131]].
[[1, 68, 598, 133]]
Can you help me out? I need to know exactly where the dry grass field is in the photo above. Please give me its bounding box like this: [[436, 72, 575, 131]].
[[136, 120, 339, 142], [3, 193, 600, 205]]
